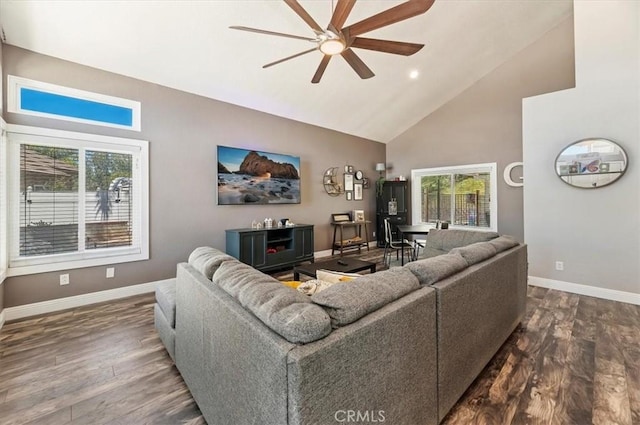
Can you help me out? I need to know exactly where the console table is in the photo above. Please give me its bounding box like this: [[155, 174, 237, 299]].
[[331, 221, 371, 256], [226, 224, 314, 272]]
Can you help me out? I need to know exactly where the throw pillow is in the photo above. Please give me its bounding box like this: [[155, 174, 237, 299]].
[[316, 269, 362, 284], [296, 279, 336, 296], [311, 267, 420, 327], [281, 281, 302, 289]]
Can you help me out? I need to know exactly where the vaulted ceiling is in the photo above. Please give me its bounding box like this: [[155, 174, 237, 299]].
[[0, 0, 573, 142]]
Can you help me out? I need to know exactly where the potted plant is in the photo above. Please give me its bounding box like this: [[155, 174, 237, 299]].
[[376, 176, 385, 198]]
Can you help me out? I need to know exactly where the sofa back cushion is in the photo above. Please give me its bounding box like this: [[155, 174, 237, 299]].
[[311, 267, 420, 327], [188, 247, 236, 280], [488, 235, 519, 253], [450, 241, 498, 265], [212, 260, 331, 344], [405, 253, 469, 286], [422, 229, 500, 258]]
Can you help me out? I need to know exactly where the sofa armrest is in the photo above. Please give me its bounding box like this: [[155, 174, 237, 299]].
[[286, 286, 439, 425], [175, 262, 296, 425], [431, 244, 527, 421]]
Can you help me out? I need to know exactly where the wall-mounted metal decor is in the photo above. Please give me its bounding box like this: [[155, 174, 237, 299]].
[[555, 138, 628, 189], [324, 167, 343, 196]]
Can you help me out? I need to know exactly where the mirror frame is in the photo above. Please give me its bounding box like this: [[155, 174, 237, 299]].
[[555, 138, 628, 189]]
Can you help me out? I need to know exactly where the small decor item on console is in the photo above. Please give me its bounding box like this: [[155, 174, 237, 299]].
[[388, 198, 398, 216], [332, 213, 352, 223]]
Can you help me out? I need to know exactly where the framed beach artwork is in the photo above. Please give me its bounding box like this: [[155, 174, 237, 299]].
[[217, 145, 301, 205]]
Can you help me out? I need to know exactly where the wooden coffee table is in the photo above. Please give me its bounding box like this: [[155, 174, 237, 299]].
[[293, 258, 376, 280]]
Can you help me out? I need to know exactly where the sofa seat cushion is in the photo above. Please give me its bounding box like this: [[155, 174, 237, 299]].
[[405, 253, 469, 286], [450, 241, 498, 265], [155, 278, 177, 327], [188, 246, 236, 280], [213, 260, 331, 344], [311, 267, 420, 327], [424, 228, 499, 254]]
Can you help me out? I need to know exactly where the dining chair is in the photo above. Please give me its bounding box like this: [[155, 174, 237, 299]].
[[413, 238, 426, 260], [383, 218, 414, 266]]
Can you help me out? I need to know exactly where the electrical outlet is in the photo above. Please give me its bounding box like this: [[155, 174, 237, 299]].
[[372, 231, 376, 238], [555, 261, 564, 271], [106, 267, 115, 278], [60, 273, 70, 285]]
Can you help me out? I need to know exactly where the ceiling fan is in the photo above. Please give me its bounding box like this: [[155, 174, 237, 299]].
[[230, 0, 435, 83]]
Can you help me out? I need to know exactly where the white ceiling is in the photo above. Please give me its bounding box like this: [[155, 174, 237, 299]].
[[0, 0, 572, 143]]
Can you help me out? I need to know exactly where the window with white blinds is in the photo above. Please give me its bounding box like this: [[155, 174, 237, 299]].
[[6, 125, 148, 276]]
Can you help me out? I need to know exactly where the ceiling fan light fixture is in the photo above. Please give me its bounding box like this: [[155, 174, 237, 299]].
[[319, 38, 345, 55]]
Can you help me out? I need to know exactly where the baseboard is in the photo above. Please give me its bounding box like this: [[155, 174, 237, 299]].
[[3, 278, 174, 322], [529, 276, 640, 306], [315, 249, 333, 258], [0, 309, 5, 331]]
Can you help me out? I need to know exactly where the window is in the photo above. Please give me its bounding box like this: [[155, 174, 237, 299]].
[[411, 163, 497, 231], [6, 125, 148, 276], [8, 76, 141, 131]]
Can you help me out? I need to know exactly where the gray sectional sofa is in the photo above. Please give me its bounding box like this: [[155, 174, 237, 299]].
[[156, 229, 527, 425]]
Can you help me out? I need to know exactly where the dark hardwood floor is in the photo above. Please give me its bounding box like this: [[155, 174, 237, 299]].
[[1, 248, 638, 424]]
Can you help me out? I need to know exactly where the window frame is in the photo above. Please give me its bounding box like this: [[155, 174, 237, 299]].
[[7, 75, 141, 131], [6, 124, 149, 276], [411, 162, 498, 231], [0, 118, 7, 283]]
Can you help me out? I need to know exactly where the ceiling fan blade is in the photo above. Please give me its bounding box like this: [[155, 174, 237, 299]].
[[350, 37, 424, 56], [263, 48, 318, 69], [311, 55, 332, 84], [344, 0, 435, 37], [229, 26, 316, 41], [283, 0, 323, 33], [330, 0, 357, 30], [341, 49, 375, 79]]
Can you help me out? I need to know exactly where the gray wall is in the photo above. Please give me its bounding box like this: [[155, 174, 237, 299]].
[[523, 1, 640, 295], [2, 45, 384, 307], [385, 17, 576, 242]]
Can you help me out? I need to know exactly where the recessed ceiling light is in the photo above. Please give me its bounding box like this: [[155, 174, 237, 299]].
[[409, 70, 419, 79]]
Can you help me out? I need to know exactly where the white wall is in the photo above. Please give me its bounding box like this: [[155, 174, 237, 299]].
[[523, 1, 640, 299]]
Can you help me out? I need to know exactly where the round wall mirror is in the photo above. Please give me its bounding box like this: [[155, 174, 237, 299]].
[[555, 138, 628, 189]]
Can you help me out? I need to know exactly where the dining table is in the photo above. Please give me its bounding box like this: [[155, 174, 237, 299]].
[[395, 224, 433, 265]]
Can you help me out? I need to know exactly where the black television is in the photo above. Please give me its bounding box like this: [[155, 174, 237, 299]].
[[217, 145, 301, 205]]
